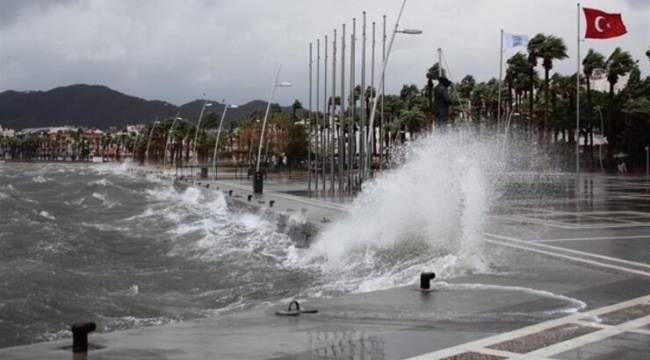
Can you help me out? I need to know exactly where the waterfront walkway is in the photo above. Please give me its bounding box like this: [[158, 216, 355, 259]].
[[2, 173, 649, 359]]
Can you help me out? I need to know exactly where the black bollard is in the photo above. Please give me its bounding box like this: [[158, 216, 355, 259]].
[[420, 272, 436, 290], [228, 190, 233, 196], [71, 321, 96, 353], [253, 171, 263, 194], [247, 195, 253, 202], [206, 184, 210, 189], [269, 200, 275, 207]]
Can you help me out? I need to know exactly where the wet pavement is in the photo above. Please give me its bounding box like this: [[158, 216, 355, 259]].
[[2, 173, 650, 359]]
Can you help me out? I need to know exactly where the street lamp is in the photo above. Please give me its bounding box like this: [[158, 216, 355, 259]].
[[163, 114, 183, 170], [395, 29, 422, 35], [212, 103, 239, 179], [144, 120, 160, 166], [192, 100, 213, 165], [365, 0, 420, 174], [254, 67, 291, 194]]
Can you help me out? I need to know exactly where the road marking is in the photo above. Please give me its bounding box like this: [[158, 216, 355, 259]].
[[485, 238, 650, 277], [533, 234, 650, 243], [485, 233, 650, 271], [406, 295, 650, 360]]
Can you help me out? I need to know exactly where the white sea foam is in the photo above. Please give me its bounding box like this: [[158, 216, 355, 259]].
[[32, 175, 49, 183], [91, 192, 119, 208], [293, 131, 505, 294], [432, 281, 587, 314], [39, 211, 56, 220]]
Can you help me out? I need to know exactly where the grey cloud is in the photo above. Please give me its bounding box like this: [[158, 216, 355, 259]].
[[0, 0, 648, 107]]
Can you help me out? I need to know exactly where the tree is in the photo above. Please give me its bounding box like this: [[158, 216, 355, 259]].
[[530, 34, 568, 143], [583, 49, 606, 160], [605, 47, 636, 154], [291, 99, 303, 122]]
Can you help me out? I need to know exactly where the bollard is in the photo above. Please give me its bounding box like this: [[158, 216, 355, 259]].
[[253, 171, 263, 194], [228, 190, 233, 196], [206, 184, 210, 189], [420, 272, 436, 290], [71, 321, 96, 353], [269, 200, 275, 207], [247, 195, 253, 202]]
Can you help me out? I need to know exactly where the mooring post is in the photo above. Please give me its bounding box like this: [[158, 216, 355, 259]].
[[71, 321, 96, 354], [420, 272, 436, 290]]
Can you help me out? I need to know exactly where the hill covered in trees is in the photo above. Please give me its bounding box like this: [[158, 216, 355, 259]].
[[0, 84, 289, 130]]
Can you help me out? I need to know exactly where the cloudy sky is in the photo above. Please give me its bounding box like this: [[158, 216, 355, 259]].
[[1, 0, 648, 106]]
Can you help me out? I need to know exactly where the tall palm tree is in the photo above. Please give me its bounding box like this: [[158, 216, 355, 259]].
[[582, 49, 606, 162], [531, 34, 568, 143], [527, 35, 543, 138], [506, 53, 529, 114], [605, 47, 636, 154]]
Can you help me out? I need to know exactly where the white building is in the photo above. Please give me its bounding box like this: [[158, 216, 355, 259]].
[[0, 125, 15, 138], [589, 68, 629, 94]]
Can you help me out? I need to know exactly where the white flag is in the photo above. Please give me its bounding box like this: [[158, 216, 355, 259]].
[[504, 32, 529, 49]]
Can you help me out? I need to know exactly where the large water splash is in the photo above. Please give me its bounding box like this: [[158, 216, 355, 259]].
[[296, 131, 506, 294]]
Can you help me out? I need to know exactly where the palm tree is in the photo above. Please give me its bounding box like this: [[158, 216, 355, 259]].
[[530, 34, 568, 143], [506, 53, 529, 114], [605, 47, 636, 153], [582, 49, 606, 162], [425, 63, 446, 116], [527, 35, 543, 138]]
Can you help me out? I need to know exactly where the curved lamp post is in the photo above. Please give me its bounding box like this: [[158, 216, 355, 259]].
[[163, 114, 183, 169], [192, 100, 212, 165], [254, 67, 291, 193], [212, 103, 239, 179], [144, 120, 160, 166]]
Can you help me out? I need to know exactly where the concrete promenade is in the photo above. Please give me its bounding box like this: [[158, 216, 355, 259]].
[[1, 172, 649, 359]]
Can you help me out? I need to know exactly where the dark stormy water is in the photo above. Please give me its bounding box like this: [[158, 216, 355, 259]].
[[0, 134, 588, 348], [0, 162, 321, 347]]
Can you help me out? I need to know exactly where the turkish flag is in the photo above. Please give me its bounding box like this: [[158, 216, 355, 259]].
[[583, 8, 627, 39]]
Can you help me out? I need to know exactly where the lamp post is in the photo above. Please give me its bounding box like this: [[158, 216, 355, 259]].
[[365, 0, 421, 174], [144, 120, 160, 166], [254, 67, 291, 193], [192, 100, 213, 165], [163, 113, 183, 170], [212, 103, 238, 179]]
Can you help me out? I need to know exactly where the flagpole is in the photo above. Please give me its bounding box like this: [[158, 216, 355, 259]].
[[576, 2, 581, 175], [497, 29, 504, 133]]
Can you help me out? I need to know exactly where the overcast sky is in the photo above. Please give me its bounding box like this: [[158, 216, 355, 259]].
[[1, 0, 648, 106]]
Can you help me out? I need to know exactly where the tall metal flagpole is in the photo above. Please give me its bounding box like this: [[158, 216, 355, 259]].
[[371, 21, 376, 176], [339, 24, 346, 193], [331, 30, 337, 192], [360, 11, 367, 183], [323, 35, 328, 192], [349, 18, 356, 193], [497, 29, 504, 132], [380, 15, 386, 169], [576, 3, 581, 175], [367, 0, 407, 163], [316, 38, 320, 191], [308, 43, 313, 193]]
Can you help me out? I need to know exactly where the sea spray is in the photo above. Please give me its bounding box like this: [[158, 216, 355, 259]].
[[297, 130, 506, 293]]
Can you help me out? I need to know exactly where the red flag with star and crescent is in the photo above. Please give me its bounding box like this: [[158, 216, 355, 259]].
[[583, 7, 627, 39]]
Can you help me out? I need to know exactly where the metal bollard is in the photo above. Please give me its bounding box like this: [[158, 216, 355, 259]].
[[420, 272, 436, 290], [228, 190, 233, 196], [247, 195, 253, 202], [71, 321, 96, 353], [269, 200, 275, 207]]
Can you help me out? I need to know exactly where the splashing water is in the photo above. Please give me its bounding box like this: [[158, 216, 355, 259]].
[[296, 131, 506, 294]]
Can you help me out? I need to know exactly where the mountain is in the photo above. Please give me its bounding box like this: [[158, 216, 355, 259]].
[[0, 84, 291, 130]]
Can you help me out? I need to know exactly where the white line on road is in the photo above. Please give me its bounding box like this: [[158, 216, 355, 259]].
[[485, 233, 650, 270]]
